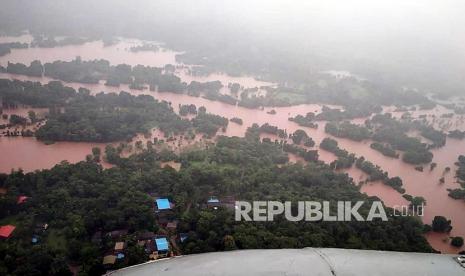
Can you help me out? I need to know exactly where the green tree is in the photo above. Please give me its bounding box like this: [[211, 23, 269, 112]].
[[451, 236, 464, 247], [432, 216, 452, 232]]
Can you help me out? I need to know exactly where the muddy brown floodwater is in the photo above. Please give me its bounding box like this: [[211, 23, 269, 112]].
[[0, 35, 464, 253], [0, 136, 112, 173]]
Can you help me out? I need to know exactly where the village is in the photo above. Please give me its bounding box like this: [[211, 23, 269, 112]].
[[0, 181, 237, 271]]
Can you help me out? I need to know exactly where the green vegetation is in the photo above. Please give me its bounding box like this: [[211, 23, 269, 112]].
[[192, 108, 228, 137], [229, 117, 243, 125], [0, 79, 76, 108], [258, 123, 287, 139], [2, 78, 239, 142], [31, 35, 92, 48], [316, 106, 381, 121], [0, 133, 434, 274], [179, 104, 197, 116], [431, 216, 452, 233], [8, 114, 27, 125], [290, 129, 315, 147], [451, 236, 464, 247], [0, 42, 28, 56], [129, 44, 160, 53], [187, 80, 222, 96], [282, 143, 319, 162], [36, 91, 190, 142], [402, 150, 434, 165], [419, 126, 446, 148], [2, 56, 437, 113], [7, 60, 43, 77], [320, 138, 356, 169], [448, 130, 465, 140], [367, 113, 436, 164], [355, 157, 405, 193], [288, 112, 318, 128], [370, 142, 399, 158], [447, 155, 465, 200], [355, 157, 387, 182], [325, 121, 371, 141], [372, 128, 433, 165], [402, 194, 426, 209]]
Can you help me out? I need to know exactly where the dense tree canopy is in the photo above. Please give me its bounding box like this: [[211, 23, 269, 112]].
[[0, 134, 434, 274]]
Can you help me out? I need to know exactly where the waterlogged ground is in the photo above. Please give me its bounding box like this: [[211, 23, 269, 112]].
[[0, 34, 464, 253]]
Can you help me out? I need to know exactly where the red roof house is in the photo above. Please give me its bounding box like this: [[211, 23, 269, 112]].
[[17, 196, 28, 204], [0, 225, 16, 238]]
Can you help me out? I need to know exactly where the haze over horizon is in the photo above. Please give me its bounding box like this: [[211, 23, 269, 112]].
[[1, 0, 464, 94]]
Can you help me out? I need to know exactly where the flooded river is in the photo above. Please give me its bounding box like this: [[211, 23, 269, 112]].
[[0, 34, 464, 253]]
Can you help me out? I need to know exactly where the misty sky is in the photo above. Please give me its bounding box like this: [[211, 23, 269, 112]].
[[1, 0, 464, 92]]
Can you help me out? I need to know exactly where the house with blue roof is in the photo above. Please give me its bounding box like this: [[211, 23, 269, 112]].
[[155, 198, 172, 212], [155, 237, 170, 258], [155, 237, 169, 251], [207, 196, 220, 203], [206, 196, 221, 209]]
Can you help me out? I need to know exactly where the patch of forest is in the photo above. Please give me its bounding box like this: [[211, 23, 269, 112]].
[[0, 134, 434, 275]]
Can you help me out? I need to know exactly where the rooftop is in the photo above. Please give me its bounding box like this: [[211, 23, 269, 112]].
[[155, 238, 169, 251], [156, 198, 171, 210], [115, 242, 125, 251], [103, 255, 117, 265], [17, 195, 28, 204], [0, 225, 16, 238], [207, 197, 220, 203]]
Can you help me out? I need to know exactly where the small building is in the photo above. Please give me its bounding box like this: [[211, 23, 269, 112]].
[[0, 225, 16, 238], [102, 255, 117, 265], [114, 242, 125, 251], [155, 237, 169, 256], [32, 235, 39, 244], [155, 198, 172, 212], [207, 196, 220, 203], [17, 195, 28, 204], [116, 253, 125, 260], [207, 196, 221, 209]]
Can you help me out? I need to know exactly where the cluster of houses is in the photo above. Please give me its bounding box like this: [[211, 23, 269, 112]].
[[0, 186, 236, 269], [101, 194, 237, 268], [101, 197, 175, 267]]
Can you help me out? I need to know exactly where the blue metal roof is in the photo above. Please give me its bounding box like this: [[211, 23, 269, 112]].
[[156, 198, 171, 210], [117, 253, 125, 259], [155, 238, 169, 251], [207, 197, 220, 203]]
